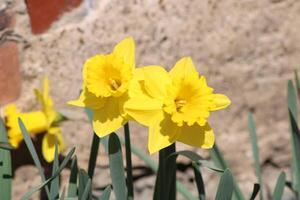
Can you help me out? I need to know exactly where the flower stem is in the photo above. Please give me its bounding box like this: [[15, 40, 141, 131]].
[[87, 133, 100, 178], [124, 123, 134, 199], [157, 143, 176, 200]]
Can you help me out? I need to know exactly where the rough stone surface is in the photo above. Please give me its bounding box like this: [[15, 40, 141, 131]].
[[3, 0, 300, 199]]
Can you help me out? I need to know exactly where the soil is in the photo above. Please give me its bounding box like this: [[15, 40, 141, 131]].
[[2, 0, 300, 199]]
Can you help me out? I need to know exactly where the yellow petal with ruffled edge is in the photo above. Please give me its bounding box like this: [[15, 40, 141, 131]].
[[113, 37, 135, 69], [68, 88, 106, 110], [93, 96, 127, 137], [176, 123, 214, 149]]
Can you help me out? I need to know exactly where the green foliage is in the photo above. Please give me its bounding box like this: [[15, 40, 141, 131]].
[[210, 144, 245, 200], [0, 118, 12, 200], [248, 112, 263, 200], [215, 169, 234, 200], [108, 133, 127, 200], [272, 172, 286, 200]]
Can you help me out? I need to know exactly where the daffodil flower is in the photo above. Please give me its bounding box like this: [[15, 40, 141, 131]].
[[68, 37, 135, 137], [124, 57, 231, 154], [4, 78, 65, 162]]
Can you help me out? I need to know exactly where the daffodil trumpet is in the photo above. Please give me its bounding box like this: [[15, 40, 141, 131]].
[[124, 57, 231, 154], [4, 77, 65, 162]]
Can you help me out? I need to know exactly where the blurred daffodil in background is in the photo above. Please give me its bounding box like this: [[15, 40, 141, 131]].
[[125, 57, 231, 154], [68, 37, 135, 137], [4, 77, 65, 162]]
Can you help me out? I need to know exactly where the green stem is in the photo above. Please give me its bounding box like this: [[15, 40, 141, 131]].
[[124, 123, 134, 200], [118, 137, 196, 200], [157, 144, 176, 200], [87, 133, 100, 178]]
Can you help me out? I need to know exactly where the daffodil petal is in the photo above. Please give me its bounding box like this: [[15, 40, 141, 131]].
[[68, 88, 106, 110], [113, 37, 135, 68], [93, 96, 127, 137], [139, 66, 171, 100], [169, 57, 198, 81], [42, 133, 56, 162], [177, 123, 214, 149], [124, 96, 163, 126], [148, 114, 178, 154], [210, 94, 231, 111]]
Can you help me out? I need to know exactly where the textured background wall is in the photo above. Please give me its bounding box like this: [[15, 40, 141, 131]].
[[1, 0, 300, 199]]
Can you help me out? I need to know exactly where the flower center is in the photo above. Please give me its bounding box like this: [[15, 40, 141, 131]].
[[109, 78, 121, 91], [175, 99, 186, 112]]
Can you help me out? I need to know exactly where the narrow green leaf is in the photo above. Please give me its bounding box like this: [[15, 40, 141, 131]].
[[249, 183, 260, 200], [98, 185, 112, 200], [88, 133, 100, 178], [78, 169, 90, 199], [108, 133, 127, 200], [248, 113, 263, 200], [272, 172, 286, 200], [192, 162, 205, 200], [81, 179, 92, 200], [215, 169, 234, 200], [68, 156, 78, 197], [0, 118, 12, 200], [124, 123, 134, 200], [287, 80, 300, 196], [0, 142, 14, 150], [18, 118, 50, 198], [50, 144, 60, 199], [294, 70, 300, 96], [210, 144, 245, 200], [169, 150, 223, 172], [21, 147, 75, 200], [288, 80, 298, 121]]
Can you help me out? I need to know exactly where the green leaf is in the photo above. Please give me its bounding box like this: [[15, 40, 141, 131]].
[[210, 144, 245, 200], [0, 142, 14, 150], [78, 169, 90, 199], [249, 183, 260, 200], [294, 70, 300, 96], [124, 123, 134, 200], [50, 144, 60, 199], [0, 118, 12, 200], [272, 172, 286, 200], [169, 150, 223, 172], [68, 156, 78, 197], [21, 147, 75, 200], [81, 178, 92, 200], [98, 185, 112, 200], [88, 133, 100, 178], [192, 162, 205, 200], [287, 80, 300, 196], [215, 169, 234, 200], [108, 133, 127, 200], [18, 118, 50, 198], [248, 113, 263, 200]]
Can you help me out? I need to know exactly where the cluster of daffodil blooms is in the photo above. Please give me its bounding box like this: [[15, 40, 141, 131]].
[[4, 78, 65, 162], [69, 37, 231, 154]]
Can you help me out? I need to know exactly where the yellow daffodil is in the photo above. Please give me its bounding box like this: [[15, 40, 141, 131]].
[[4, 77, 65, 162], [124, 57, 231, 154], [68, 37, 135, 137]]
